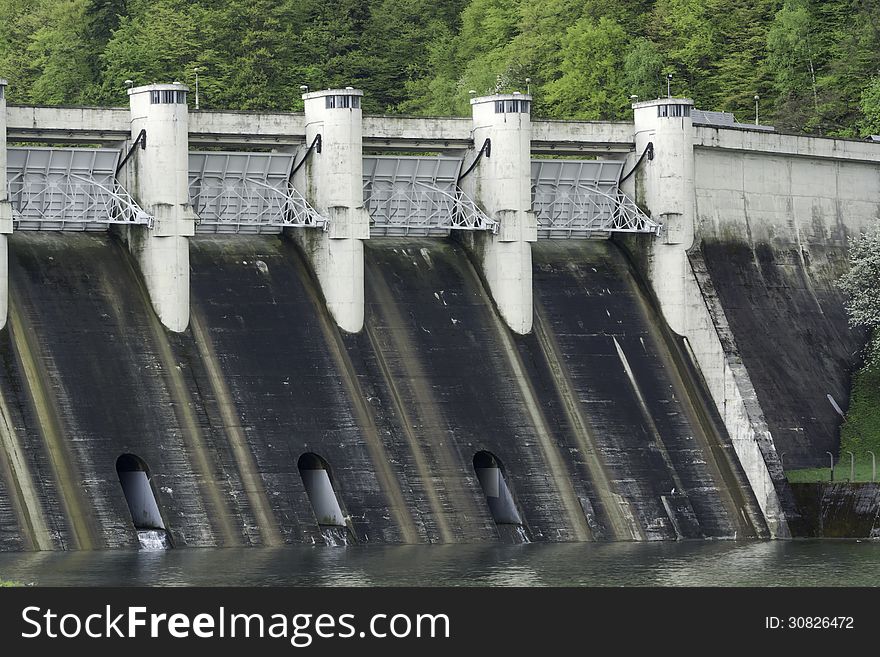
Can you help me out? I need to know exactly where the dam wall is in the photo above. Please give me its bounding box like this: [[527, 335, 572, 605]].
[[0, 81, 878, 547], [0, 232, 765, 549], [692, 132, 878, 469], [630, 98, 880, 536], [790, 482, 880, 538]]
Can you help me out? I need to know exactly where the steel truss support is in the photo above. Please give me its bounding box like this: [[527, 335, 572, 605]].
[[188, 151, 326, 234], [363, 156, 496, 237], [7, 147, 153, 231]]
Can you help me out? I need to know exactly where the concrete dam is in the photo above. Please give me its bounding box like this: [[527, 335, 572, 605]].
[[0, 81, 876, 550]]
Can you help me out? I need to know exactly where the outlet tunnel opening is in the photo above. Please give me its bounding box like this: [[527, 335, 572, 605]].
[[298, 452, 353, 546], [116, 454, 171, 551], [473, 451, 530, 543]]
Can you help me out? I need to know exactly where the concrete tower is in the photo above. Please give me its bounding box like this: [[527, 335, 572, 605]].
[[292, 87, 370, 333], [459, 93, 537, 335], [0, 80, 12, 330], [632, 97, 696, 335], [123, 83, 196, 332]]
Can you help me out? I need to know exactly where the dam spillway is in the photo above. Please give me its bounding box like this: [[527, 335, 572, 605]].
[[0, 82, 877, 548], [0, 232, 767, 548]]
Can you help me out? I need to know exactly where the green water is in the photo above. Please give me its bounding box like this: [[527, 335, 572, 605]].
[[0, 540, 878, 587]]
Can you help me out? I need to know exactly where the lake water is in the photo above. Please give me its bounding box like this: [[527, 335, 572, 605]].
[[1, 540, 879, 586]]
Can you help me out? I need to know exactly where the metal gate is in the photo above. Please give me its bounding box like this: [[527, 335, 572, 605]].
[[363, 156, 495, 237], [531, 159, 659, 238], [7, 147, 151, 231], [189, 151, 325, 234]]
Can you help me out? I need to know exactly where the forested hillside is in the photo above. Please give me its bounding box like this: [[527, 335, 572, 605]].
[[2, 0, 880, 136]]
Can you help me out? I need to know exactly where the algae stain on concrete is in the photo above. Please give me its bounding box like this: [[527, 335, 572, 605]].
[[461, 260, 592, 542], [291, 249, 420, 544], [8, 297, 95, 550], [532, 304, 642, 541], [189, 306, 283, 547], [125, 261, 240, 547], [0, 386, 53, 550], [364, 267, 465, 544]]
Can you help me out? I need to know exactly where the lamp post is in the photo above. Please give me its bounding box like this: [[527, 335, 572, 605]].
[[754, 94, 760, 125], [826, 451, 834, 482], [846, 451, 855, 481], [868, 451, 876, 483], [194, 67, 200, 110], [666, 73, 673, 98]]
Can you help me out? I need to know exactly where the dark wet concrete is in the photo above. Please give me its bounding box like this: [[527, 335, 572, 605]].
[[3, 232, 229, 549], [791, 483, 880, 538], [0, 232, 767, 549], [700, 241, 863, 469], [521, 241, 765, 539]]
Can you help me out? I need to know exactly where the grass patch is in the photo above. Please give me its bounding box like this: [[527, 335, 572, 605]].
[[839, 358, 880, 460], [0, 578, 22, 587], [786, 462, 878, 483], [787, 353, 880, 483]]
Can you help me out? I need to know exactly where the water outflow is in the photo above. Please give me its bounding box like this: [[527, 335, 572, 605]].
[[297, 453, 353, 546], [116, 454, 171, 551], [473, 451, 531, 544], [137, 530, 172, 551]]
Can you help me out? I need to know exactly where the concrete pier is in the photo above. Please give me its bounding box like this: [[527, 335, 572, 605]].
[[291, 88, 370, 334], [633, 98, 791, 536], [0, 80, 12, 330], [121, 83, 196, 332], [632, 98, 696, 336], [458, 94, 537, 335]]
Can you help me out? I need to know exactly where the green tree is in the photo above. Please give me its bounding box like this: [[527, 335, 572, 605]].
[[859, 77, 880, 136], [28, 0, 96, 104], [648, 0, 718, 105], [95, 0, 210, 106], [0, 0, 50, 103], [623, 38, 665, 102], [544, 16, 630, 119]]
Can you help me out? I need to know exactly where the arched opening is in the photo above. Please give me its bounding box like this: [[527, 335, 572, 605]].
[[297, 453, 352, 546], [116, 454, 171, 550], [473, 451, 530, 543]]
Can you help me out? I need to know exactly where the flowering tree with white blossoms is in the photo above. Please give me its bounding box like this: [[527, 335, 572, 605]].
[[838, 225, 880, 368]]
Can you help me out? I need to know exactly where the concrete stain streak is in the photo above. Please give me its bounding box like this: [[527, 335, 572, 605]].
[[130, 274, 239, 547], [470, 266, 591, 542], [292, 253, 419, 544], [532, 304, 641, 541], [364, 270, 460, 544], [8, 298, 95, 550], [189, 307, 283, 547], [0, 387, 53, 550], [631, 267, 764, 538], [613, 336, 687, 497]]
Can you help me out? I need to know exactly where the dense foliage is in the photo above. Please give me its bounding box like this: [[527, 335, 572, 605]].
[[839, 226, 880, 369], [1, 0, 880, 134], [838, 226, 880, 460]]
